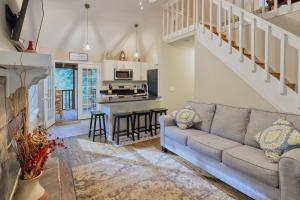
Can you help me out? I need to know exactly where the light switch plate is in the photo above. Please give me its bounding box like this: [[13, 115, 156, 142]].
[[169, 86, 175, 92]]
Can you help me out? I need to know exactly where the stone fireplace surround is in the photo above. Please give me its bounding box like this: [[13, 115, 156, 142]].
[[0, 50, 52, 199]]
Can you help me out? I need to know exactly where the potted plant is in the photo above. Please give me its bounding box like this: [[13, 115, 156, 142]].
[[12, 127, 64, 200]]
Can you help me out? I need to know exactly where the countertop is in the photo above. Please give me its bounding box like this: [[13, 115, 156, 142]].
[[98, 95, 161, 104]]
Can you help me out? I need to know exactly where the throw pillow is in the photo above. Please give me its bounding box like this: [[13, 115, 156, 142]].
[[171, 106, 201, 129], [255, 119, 300, 163]]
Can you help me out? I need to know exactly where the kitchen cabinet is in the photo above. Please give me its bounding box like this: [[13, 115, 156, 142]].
[[131, 62, 141, 81], [140, 62, 154, 81], [102, 60, 115, 81], [116, 61, 132, 69]]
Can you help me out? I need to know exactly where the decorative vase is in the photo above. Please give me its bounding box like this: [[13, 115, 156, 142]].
[[14, 172, 46, 200], [25, 41, 36, 53]]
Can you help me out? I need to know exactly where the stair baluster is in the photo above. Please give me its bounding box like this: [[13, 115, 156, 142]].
[[251, 18, 256, 72], [239, 11, 244, 62], [264, 25, 271, 82]]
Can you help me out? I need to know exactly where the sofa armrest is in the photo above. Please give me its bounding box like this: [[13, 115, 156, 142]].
[[159, 115, 175, 147], [279, 148, 300, 200]]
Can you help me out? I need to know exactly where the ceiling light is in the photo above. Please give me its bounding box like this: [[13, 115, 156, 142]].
[[134, 24, 140, 60], [83, 3, 91, 51], [139, 0, 143, 10], [83, 43, 91, 51]]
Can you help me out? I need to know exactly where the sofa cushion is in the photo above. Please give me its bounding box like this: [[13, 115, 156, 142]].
[[245, 109, 286, 148], [286, 114, 300, 131], [223, 145, 279, 188], [165, 126, 207, 145], [187, 134, 242, 161], [210, 104, 250, 143], [186, 101, 216, 132]]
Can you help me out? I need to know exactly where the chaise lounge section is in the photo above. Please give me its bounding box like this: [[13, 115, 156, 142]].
[[160, 101, 300, 200]]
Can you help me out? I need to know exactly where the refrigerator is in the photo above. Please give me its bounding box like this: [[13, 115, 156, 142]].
[[147, 69, 158, 97]]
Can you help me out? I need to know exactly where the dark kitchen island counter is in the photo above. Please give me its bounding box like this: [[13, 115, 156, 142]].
[[97, 96, 162, 142], [98, 96, 161, 104]]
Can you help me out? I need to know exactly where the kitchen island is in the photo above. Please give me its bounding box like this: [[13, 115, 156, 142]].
[[98, 96, 162, 142]]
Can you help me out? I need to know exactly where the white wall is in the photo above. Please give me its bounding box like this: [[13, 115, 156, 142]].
[[194, 40, 277, 111], [158, 42, 195, 111], [0, 0, 14, 50]]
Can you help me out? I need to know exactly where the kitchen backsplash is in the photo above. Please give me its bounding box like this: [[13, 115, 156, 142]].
[[101, 82, 145, 90]]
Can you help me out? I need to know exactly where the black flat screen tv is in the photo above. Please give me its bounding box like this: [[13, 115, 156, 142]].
[[5, 0, 43, 51], [6, 0, 29, 45]]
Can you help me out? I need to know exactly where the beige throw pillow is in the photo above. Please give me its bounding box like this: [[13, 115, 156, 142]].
[[255, 119, 300, 163], [171, 106, 201, 129]]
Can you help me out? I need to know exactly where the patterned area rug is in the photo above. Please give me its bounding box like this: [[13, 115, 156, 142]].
[[113, 132, 160, 147], [72, 138, 243, 200]]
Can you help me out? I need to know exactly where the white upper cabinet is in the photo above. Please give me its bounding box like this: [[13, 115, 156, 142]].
[[140, 62, 154, 81], [102, 60, 115, 81], [131, 62, 141, 81]]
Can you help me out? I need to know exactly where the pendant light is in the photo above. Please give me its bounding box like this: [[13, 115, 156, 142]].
[[134, 24, 139, 59], [83, 3, 91, 51], [139, 0, 144, 10]]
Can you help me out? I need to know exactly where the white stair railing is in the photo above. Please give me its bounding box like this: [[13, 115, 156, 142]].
[[162, 0, 300, 112], [256, 0, 300, 18]]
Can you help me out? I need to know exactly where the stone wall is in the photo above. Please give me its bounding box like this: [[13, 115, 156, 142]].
[[0, 77, 25, 200]]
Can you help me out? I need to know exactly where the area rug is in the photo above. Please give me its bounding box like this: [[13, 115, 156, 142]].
[[72, 140, 236, 200], [112, 132, 160, 147]]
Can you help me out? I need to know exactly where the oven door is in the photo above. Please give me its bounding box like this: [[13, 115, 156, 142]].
[[114, 69, 133, 80]]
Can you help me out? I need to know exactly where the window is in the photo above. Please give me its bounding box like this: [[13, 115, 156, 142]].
[[28, 84, 39, 121]]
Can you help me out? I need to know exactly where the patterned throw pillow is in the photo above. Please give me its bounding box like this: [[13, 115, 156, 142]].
[[255, 119, 300, 163], [171, 106, 201, 129]]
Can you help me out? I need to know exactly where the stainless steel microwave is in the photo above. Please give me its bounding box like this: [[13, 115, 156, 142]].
[[114, 69, 133, 80]]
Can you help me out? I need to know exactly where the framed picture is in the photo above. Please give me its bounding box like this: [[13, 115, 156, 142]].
[[69, 52, 88, 62]]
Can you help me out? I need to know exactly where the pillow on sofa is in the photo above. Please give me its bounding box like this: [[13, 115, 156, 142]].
[[171, 106, 201, 129], [255, 119, 300, 163]]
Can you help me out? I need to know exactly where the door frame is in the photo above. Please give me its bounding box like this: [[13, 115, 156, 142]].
[[43, 66, 56, 128], [77, 63, 101, 119]]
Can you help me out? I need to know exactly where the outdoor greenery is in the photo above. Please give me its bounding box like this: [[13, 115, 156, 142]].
[[55, 68, 73, 90]]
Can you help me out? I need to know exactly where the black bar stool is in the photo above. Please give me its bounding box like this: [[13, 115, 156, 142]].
[[132, 110, 152, 139], [113, 112, 135, 145], [88, 111, 107, 142], [150, 108, 168, 135]]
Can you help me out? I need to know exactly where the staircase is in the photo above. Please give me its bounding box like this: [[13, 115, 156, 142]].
[[162, 0, 300, 114]]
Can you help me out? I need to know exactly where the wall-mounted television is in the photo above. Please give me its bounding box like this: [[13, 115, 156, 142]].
[[5, 0, 29, 50], [5, 0, 44, 51]]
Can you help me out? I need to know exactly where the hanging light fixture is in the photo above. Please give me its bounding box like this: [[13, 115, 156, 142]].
[[134, 24, 140, 59], [83, 3, 91, 51], [139, 0, 144, 10]]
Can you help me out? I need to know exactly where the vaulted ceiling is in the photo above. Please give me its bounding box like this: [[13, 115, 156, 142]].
[[22, 0, 168, 59]]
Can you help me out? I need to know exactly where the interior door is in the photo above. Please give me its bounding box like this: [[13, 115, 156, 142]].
[[43, 66, 56, 128], [78, 64, 100, 119]]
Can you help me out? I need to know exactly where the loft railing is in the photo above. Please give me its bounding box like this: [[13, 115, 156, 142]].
[[163, 0, 300, 108]]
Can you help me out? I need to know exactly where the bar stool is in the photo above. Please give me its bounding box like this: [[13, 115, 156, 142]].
[[150, 108, 168, 135], [132, 110, 152, 139], [113, 112, 135, 145], [88, 111, 107, 142]]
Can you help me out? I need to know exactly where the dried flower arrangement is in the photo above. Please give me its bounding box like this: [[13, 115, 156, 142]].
[[12, 127, 64, 180]]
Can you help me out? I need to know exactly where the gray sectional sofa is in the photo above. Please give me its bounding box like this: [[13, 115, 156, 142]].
[[159, 101, 300, 200]]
